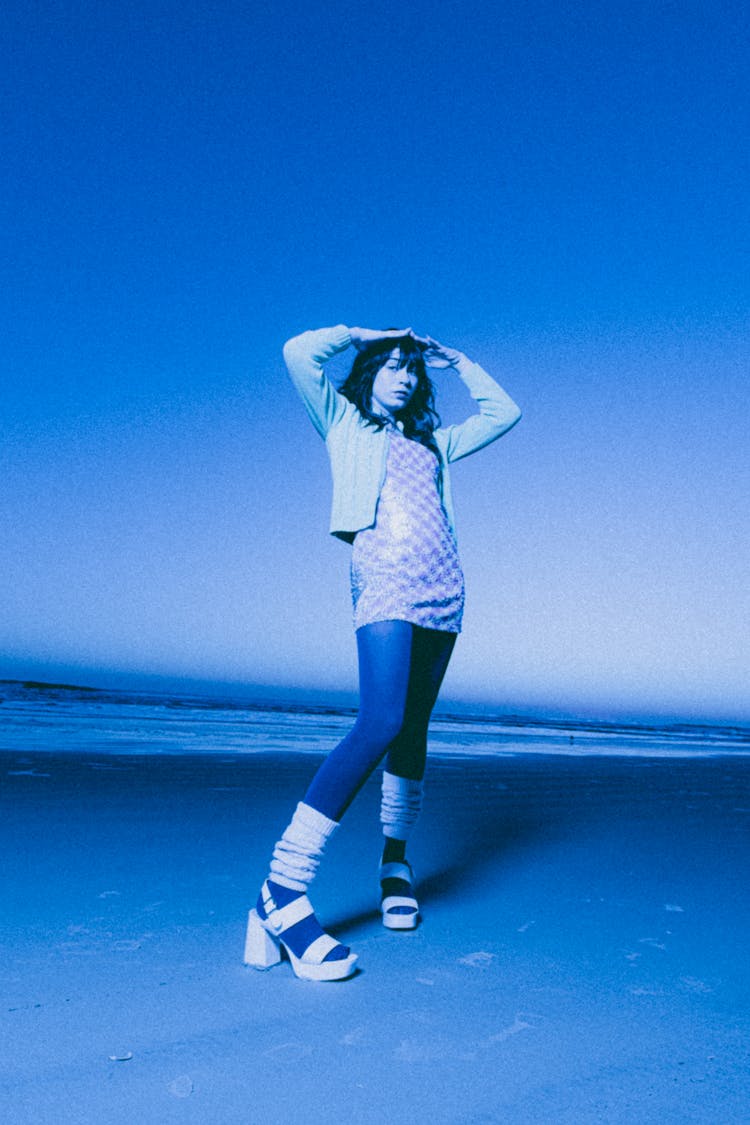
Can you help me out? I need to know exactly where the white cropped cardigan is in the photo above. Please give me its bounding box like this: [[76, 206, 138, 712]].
[[282, 325, 521, 543]]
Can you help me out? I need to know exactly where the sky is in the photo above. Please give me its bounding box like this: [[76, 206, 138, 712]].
[[2, 0, 749, 722]]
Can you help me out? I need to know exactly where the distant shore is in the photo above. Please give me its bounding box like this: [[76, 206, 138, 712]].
[[2, 679, 749, 761], [3, 675, 749, 732]]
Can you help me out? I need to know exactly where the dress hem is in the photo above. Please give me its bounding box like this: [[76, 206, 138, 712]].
[[353, 613, 462, 635]]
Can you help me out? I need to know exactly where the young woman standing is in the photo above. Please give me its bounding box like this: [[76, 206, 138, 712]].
[[244, 325, 521, 980]]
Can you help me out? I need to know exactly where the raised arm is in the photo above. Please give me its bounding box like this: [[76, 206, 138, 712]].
[[282, 325, 352, 438], [424, 337, 522, 462], [282, 325, 419, 437]]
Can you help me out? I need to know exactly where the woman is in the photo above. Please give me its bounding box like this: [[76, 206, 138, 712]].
[[244, 324, 521, 981]]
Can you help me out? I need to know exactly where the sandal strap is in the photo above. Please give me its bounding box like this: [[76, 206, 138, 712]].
[[382, 894, 418, 913], [261, 882, 314, 934], [380, 861, 413, 883], [302, 932, 340, 964]]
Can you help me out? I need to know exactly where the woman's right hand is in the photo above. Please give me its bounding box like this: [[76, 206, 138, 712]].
[[348, 326, 415, 351]]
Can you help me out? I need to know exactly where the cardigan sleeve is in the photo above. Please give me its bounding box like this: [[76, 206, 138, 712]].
[[282, 325, 352, 438], [437, 357, 521, 463]]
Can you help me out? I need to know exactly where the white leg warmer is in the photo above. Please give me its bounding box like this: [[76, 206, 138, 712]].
[[380, 771, 424, 841], [269, 802, 339, 892]]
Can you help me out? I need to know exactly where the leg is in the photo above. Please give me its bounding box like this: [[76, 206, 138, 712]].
[[247, 621, 416, 977], [380, 627, 457, 926], [304, 620, 415, 820], [385, 625, 457, 783]]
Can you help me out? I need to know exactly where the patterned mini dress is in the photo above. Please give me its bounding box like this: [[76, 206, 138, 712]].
[[350, 428, 465, 633]]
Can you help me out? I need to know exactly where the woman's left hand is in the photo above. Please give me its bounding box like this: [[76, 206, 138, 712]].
[[417, 335, 465, 370]]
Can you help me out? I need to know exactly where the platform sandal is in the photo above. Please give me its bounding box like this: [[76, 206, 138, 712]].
[[244, 880, 358, 982], [380, 860, 420, 930]]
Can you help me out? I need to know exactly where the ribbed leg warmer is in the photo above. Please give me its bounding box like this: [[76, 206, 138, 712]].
[[380, 771, 424, 841], [268, 801, 339, 893]]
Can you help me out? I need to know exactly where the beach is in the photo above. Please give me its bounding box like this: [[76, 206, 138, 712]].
[[2, 744, 749, 1124]]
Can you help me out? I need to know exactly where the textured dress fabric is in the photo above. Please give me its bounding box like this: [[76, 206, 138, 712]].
[[350, 429, 465, 633]]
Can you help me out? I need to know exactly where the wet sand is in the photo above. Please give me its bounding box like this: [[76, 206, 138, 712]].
[[2, 749, 749, 1123]]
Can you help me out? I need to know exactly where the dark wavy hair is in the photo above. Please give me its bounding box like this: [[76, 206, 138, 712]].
[[339, 335, 441, 458]]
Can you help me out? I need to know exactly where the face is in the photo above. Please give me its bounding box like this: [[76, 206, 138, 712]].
[[370, 349, 418, 417]]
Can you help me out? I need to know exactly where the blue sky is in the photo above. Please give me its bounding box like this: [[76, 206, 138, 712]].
[[3, 0, 749, 720]]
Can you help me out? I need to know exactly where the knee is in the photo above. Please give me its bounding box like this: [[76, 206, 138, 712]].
[[355, 708, 405, 750]]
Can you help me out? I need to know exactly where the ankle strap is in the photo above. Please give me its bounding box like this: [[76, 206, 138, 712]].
[[261, 882, 313, 934], [380, 861, 413, 882]]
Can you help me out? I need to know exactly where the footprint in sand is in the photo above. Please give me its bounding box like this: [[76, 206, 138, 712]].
[[680, 976, 713, 994], [167, 1075, 194, 1098], [262, 1042, 313, 1060], [485, 1015, 534, 1044], [395, 1039, 476, 1063], [458, 951, 496, 968]]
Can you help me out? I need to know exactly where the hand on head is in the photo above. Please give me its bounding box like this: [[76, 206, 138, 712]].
[[419, 336, 463, 369], [349, 327, 415, 351], [349, 327, 463, 368]]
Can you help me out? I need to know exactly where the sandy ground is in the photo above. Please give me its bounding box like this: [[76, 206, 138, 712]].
[[2, 748, 749, 1124]]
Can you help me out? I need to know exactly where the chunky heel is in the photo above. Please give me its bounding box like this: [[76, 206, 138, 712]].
[[244, 908, 283, 970]]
